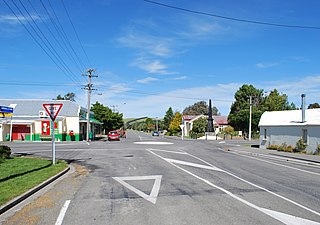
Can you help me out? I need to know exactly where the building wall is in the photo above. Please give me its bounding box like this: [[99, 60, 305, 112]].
[[260, 125, 320, 153]]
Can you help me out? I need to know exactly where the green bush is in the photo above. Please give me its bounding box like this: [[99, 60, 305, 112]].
[[295, 138, 307, 152], [268, 145, 279, 150], [277, 143, 293, 152], [0, 145, 11, 162]]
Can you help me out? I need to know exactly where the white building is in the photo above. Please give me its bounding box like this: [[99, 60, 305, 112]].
[[182, 115, 228, 137], [0, 99, 101, 142], [259, 108, 320, 153]]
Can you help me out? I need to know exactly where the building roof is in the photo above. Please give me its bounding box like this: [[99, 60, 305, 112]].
[[184, 114, 228, 126], [0, 99, 81, 117], [259, 109, 320, 127]]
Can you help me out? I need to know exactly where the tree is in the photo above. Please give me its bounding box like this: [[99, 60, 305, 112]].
[[191, 117, 207, 134], [263, 89, 296, 111], [168, 112, 182, 135], [55, 92, 76, 102], [91, 102, 124, 134], [308, 103, 320, 109], [163, 107, 174, 130], [228, 84, 264, 133], [183, 101, 219, 115]]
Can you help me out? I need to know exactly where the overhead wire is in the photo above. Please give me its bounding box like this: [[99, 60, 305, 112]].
[[61, 0, 93, 68], [39, 0, 85, 77], [2, 0, 80, 84], [144, 0, 320, 30], [44, 0, 87, 72], [0, 80, 233, 103], [15, 0, 81, 84], [26, 0, 84, 75]]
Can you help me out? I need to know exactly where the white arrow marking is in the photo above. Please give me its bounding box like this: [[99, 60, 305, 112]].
[[164, 158, 223, 172], [113, 175, 162, 204]]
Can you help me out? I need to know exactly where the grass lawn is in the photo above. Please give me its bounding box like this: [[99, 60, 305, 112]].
[[0, 157, 67, 206]]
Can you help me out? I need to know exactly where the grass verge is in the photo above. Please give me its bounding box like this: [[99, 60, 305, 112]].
[[0, 157, 67, 206]]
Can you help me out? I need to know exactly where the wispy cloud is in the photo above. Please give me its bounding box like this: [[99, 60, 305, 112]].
[[170, 76, 188, 80], [117, 33, 173, 57], [130, 57, 175, 74], [0, 14, 42, 25], [256, 62, 279, 69], [137, 77, 159, 84]]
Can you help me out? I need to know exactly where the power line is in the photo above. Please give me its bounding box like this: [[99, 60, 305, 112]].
[[0, 80, 233, 103], [39, 0, 85, 75], [144, 0, 320, 30], [60, 0, 93, 68], [44, 0, 87, 71], [2, 0, 80, 84], [16, 0, 80, 84]]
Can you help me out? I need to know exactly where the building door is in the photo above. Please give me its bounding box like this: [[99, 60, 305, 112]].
[[12, 125, 30, 141]]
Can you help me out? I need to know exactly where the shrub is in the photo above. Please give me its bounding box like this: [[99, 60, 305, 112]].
[[277, 143, 287, 152], [295, 138, 307, 152], [268, 145, 279, 150], [0, 145, 11, 162]]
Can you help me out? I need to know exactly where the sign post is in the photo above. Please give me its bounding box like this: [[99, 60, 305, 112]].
[[43, 103, 63, 165]]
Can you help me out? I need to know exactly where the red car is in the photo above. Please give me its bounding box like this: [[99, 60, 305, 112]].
[[108, 131, 120, 141]]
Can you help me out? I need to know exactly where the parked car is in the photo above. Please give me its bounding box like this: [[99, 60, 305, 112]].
[[152, 131, 159, 136], [108, 130, 120, 141]]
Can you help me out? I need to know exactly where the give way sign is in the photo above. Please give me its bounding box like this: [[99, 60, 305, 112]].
[[43, 103, 63, 121]]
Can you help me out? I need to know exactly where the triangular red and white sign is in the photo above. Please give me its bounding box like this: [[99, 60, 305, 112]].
[[43, 103, 63, 121]]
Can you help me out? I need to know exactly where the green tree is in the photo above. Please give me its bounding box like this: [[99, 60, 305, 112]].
[[91, 102, 124, 134], [263, 89, 296, 111], [55, 92, 76, 102], [145, 118, 155, 132], [163, 107, 174, 130], [308, 103, 320, 109], [228, 84, 264, 133], [168, 112, 182, 135], [191, 117, 207, 134], [183, 101, 219, 115]]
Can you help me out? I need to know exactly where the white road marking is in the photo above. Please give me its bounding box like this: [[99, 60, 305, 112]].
[[186, 151, 320, 217], [85, 141, 90, 145], [146, 148, 188, 155], [55, 200, 71, 225], [139, 136, 143, 141], [164, 158, 223, 171], [231, 152, 320, 176], [113, 175, 162, 204], [147, 149, 320, 219], [134, 141, 173, 145]]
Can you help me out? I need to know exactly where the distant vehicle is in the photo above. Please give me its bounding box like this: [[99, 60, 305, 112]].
[[108, 131, 120, 141], [152, 131, 159, 136]]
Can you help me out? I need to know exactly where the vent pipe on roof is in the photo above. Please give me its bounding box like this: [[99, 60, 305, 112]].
[[301, 94, 306, 123]]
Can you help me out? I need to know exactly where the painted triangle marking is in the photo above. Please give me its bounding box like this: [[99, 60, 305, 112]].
[[164, 158, 223, 172], [112, 175, 162, 204]]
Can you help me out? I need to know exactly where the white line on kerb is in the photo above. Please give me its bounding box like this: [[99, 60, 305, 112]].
[[55, 200, 71, 225]]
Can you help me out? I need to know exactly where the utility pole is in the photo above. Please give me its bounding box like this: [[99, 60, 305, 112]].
[[82, 69, 97, 142], [249, 95, 252, 141]]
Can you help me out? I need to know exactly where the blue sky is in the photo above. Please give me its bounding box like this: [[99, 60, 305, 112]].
[[1, 0, 320, 118]]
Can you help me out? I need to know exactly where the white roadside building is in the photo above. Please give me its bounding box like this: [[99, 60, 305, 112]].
[[259, 108, 320, 154]]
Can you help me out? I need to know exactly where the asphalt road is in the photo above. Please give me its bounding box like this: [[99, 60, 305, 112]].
[[1, 130, 320, 225]]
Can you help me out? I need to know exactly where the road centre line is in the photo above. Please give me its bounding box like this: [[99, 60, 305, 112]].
[[55, 200, 71, 225], [229, 151, 320, 176], [147, 148, 320, 217]]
